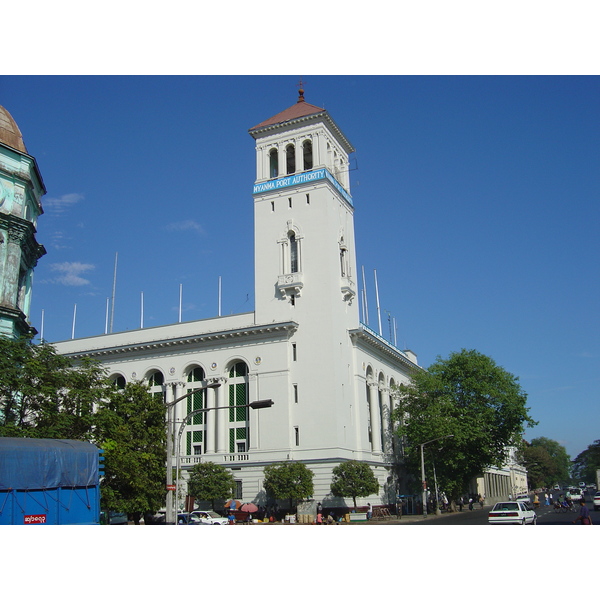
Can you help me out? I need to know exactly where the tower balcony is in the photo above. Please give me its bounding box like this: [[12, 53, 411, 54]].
[[341, 276, 356, 302], [277, 272, 304, 299]]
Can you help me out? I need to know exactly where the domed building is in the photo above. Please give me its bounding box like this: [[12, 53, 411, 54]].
[[0, 106, 46, 338]]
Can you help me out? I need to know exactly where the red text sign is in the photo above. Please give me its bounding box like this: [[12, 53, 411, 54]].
[[24, 514, 47, 524]]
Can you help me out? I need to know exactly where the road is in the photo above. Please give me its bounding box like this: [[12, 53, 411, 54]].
[[404, 490, 597, 525]]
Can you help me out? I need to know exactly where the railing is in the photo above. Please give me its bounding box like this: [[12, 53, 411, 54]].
[[178, 453, 251, 466]]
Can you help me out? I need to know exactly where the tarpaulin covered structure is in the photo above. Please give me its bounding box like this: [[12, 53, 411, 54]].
[[0, 437, 102, 525]]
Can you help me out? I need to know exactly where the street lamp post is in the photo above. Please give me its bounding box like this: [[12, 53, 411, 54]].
[[165, 380, 274, 525], [165, 381, 221, 525], [419, 435, 454, 518], [174, 399, 274, 524]]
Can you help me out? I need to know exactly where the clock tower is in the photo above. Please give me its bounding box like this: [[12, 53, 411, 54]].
[[249, 88, 365, 460]]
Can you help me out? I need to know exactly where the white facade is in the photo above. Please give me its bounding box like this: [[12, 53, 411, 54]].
[[54, 92, 421, 510]]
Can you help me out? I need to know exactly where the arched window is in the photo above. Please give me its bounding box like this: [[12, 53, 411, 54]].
[[228, 362, 249, 453], [186, 367, 206, 425], [289, 232, 299, 273], [111, 374, 126, 389], [303, 140, 313, 171], [269, 148, 278, 179], [147, 370, 164, 387], [286, 144, 295, 174]]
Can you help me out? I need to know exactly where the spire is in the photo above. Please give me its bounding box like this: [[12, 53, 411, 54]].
[[297, 78, 306, 103]]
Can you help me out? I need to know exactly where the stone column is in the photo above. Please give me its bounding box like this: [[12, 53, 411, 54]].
[[216, 378, 228, 454], [204, 385, 215, 454], [248, 373, 259, 451], [368, 382, 381, 453], [381, 386, 392, 455]]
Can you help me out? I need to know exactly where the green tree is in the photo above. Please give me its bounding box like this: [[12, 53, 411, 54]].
[[95, 381, 166, 524], [572, 440, 600, 485], [522, 437, 570, 488], [522, 444, 556, 489], [263, 461, 314, 511], [187, 462, 236, 510], [330, 460, 379, 508], [0, 335, 110, 440], [393, 349, 536, 500]]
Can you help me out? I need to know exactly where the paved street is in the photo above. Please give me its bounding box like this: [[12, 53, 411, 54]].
[[386, 490, 596, 525]]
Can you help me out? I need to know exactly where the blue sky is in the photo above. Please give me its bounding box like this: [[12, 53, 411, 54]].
[[2, 75, 599, 460]]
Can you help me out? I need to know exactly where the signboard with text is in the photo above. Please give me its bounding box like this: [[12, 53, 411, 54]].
[[253, 168, 353, 207]]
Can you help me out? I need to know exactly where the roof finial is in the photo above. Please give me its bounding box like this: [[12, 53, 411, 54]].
[[297, 78, 306, 103]]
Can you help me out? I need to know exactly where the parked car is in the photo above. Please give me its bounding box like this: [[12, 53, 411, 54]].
[[191, 510, 229, 525], [488, 501, 537, 525], [593, 492, 600, 511], [100, 511, 128, 525], [177, 513, 201, 524]]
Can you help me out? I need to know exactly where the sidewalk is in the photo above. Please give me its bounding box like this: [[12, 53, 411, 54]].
[[345, 509, 464, 524], [263, 507, 485, 524]]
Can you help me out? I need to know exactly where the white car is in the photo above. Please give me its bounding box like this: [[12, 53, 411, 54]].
[[191, 510, 229, 525], [488, 501, 537, 525], [514, 494, 533, 508], [593, 492, 600, 511], [568, 488, 583, 502]]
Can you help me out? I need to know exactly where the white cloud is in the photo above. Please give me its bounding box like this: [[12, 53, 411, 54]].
[[166, 220, 205, 234], [49, 262, 95, 286], [44, 193, 84, 215]]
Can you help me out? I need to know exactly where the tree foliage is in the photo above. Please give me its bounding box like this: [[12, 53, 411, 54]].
[[522, 437, 570, 488], [330, 460, 379, 507], [0, 335, 110, 440], [187, 462, 236, 510], [263, 461, 314, 509], [572, 440, 600, 485], [393, 349, 536, 499], [94, 381, 166, 524]]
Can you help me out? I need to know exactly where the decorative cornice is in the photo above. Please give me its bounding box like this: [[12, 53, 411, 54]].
[[349, 324, 423, 372], [251, 111, 355, 155], [60, 321, 299, 359]]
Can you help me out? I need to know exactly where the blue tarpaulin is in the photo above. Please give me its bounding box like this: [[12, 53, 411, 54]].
[[0, 438, 99, 490]]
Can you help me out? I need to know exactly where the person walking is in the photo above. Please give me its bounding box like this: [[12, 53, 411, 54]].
[[573, 499, 593, 525]]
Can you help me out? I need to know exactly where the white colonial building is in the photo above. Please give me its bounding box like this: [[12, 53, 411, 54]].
[[54, 89, 421, 510]]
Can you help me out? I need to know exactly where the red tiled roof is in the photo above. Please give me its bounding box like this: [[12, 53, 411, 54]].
[[250, 92, 325, 131]]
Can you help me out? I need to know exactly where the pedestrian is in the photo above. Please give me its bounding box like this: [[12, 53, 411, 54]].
[[366, 502, 372, 520], [468, 496, 474, 511], [573, 499, 593, 525], [478, 494, 484, 509], [317, 502, 323, 525], [457, 497, 464, 512]]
